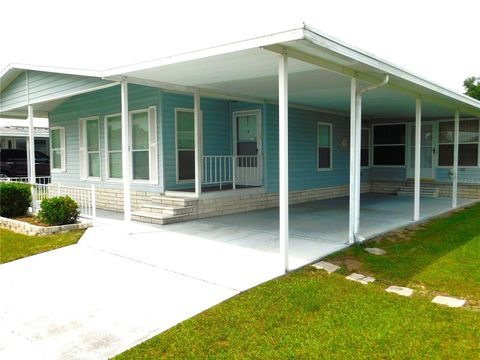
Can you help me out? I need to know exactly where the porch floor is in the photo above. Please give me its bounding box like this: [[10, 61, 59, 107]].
[[93, 193, 477, 272]]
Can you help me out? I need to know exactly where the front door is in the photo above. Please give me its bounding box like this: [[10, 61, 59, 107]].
[[234, 111, 262, 186], [407, 122, 435, 180]]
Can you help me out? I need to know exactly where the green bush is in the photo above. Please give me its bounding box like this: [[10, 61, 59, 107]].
[[38, 196, 80, 226], [0, 183, 32, 218]]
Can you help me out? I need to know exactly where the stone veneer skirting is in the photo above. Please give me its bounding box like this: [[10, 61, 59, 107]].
[[370, 180, 480, 199], [0, 216, 91, 236], [95, 188, 161, 212]]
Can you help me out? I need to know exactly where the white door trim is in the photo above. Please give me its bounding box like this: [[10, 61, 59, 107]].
[[407, 121, 436, 180]]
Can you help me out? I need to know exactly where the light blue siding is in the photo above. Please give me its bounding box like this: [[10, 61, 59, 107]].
[[162, 93, 232, 190], [0, 70, 112, 112], [49, 84, 162, 192], [437, 167, 480, 183]]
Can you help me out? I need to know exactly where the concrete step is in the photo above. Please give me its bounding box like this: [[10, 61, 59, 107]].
[[139, 203, 196, 216], [397, 186, 439, 197], [150, 196, 198, 207], [131, 210, 196, 225]]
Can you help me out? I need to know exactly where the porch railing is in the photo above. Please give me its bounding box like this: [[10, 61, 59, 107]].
[[202, 155, 262, 189], [35, 183, 96, 218], [0, 176, 51, 184]]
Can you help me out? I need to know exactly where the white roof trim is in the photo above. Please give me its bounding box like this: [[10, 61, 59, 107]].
[[0, 63, 102, 79]]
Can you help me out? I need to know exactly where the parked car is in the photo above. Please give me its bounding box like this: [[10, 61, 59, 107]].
[[0, 149, 50, 178]]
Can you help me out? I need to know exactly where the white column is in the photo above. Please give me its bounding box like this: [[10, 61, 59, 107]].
[[452, 109, 460, 208], [28, 105, 36, 184], [194, 90, 202, 197], [414, 98, 422, 221], [354, 94, 362, 237], [348, 77, 357, 244], [279, 51, 289, 272], [121, 80, 131, 222]]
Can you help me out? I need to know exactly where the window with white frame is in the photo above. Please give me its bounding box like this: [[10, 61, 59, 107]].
[[317, 123, 332, 169], [105, 115, 122, 179], [438, 119, 479, 167], [50, 127, 65, 171], [361, 128, 370, 167], [373, 124, 406, 166], [176, 109, 195, 181], [80, 117, 101, 178], [130, 108, 158, 182]]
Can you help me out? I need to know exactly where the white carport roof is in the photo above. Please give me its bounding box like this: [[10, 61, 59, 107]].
[[103, 23, 480, 119], [1, 23, 480, 119]]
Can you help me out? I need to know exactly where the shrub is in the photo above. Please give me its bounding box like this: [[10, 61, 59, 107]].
[[0, 183, 32, 218], [38, 196, 80, 226]]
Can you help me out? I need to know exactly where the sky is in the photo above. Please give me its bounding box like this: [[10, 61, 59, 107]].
[[0, 0, 478, 94]]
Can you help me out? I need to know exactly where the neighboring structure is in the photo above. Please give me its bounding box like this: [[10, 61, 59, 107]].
[[0, 122, 49, 154], [1, 23, 480, 271]]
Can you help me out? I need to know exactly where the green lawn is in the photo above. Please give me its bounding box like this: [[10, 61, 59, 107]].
[[0, 228, 85, 263], [116, 203, 480, 359], [327, 203, 480, 304]]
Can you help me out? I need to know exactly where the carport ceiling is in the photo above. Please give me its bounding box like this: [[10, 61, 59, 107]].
[[106, 43, 464, 119]]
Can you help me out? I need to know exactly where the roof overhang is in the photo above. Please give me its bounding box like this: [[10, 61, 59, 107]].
[[103, 23, 480, 118]]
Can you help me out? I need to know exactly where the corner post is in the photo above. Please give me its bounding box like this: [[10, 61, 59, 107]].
[[414, 98, 422, 221], [452, 109, 460, 208], [121, 80, 131, 222], [348, 76, 357, 244], [279, 50, 289, 273], [194, 90, 202, 197], [354, 93, 362, 237]]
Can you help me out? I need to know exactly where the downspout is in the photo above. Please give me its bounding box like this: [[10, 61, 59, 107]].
[[353, 74, 390, 243]]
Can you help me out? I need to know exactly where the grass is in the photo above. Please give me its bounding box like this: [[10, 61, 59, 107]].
[[0, 228, 85, 263], [116, 202, 480, 359], [327, 203, 480, 304]]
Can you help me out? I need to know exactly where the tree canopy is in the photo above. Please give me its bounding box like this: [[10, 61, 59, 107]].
[[463, 77, 480, 100]]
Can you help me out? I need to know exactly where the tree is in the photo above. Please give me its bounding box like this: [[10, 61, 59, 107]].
[[463, 77, 480, 100]]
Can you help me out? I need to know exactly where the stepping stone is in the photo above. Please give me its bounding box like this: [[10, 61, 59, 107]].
[[312, 261, 340, 273], [346, 273, 375, 285], [386, 285, 413, 297], [365, 247, 386, 256], [432, 296, 466, 308]]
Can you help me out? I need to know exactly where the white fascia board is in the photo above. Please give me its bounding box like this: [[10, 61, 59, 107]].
[[303, 25, 480, 113], [0, 63, 103, 79], [103, 26, 305, 78]]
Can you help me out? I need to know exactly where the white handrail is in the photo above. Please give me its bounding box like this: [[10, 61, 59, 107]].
[[202, 155, 261, 189]]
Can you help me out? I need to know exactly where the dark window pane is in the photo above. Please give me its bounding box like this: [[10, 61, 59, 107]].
[[439, 144, 478, 166], [438, 144, 453, 166], [374, 125, 406, 145], [318, 148, 331, 168], [373, 146, 405, 165], [178, 150, 195, 180], [460, 144, 478, 166], [361, 149, 369, 167], [237, 142, 257, 156]]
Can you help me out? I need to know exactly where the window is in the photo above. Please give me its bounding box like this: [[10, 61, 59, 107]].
[[361, 128, 370, 167], [106, 115, 122, 179], [438, 119, 479, 167], [80, 118, 101, 178], [50, 127, 65, 171], [131, 111, 150, 180], [34, 139, 48, 154], [176, 109, 195, 181], [373, 124, 406, 166], [317, 123, 332, 170]]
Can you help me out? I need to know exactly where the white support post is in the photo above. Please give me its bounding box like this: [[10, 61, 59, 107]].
[[414, 98, 422, 221], [452, 109, 460, 208], [354, 94, 362, 238], [194, 90, 202, 197], [27, 104, 37, 211], [121, 80, 131, 222], [27, 105, 36, 184], [348, 77, 357, 244], [279, 50, 289, 273]]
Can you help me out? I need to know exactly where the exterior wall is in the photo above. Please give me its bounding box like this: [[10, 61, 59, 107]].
[[49, 84, 163, 192], [371, 180, 480, 199], [162, 93, 232, 190], [94, 188, 162, 212], [0, 70, 111, 112]]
